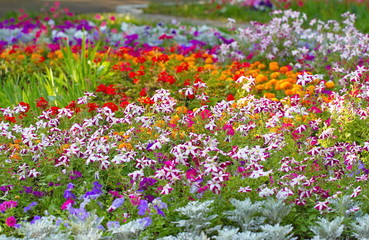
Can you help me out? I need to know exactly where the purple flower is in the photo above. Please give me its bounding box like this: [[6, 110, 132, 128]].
[[358, 161, 369, 174], [139, 217, 152, 227], [24, 201, 38, 213], [138, 200, 148, 216], [64, 183, 76, 199], [30, 215, 41, 224], [144, 195, 155, 203], [154, 205, 165, 217], [84, 181, 103, 199], [32, 191, 45, 197], [139, 178, 157, 191], [68, 206, 89, 221], [21, 186, 33, 194], [108, 197, 125, 212], [189, 39, 206, 47], [69, 171, 82, 180], [107, 221, 120, 229]]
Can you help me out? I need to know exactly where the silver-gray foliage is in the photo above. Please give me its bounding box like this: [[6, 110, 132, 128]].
[[16, 216, 69, 240], [224, 198, 264, 231], [235, 231, 268, 240], [351, 214, 369, 240], [108, 219, 147, 240], [159, 231, 209, 240], [174, 200, 217, 235], [214, 227, 268, 240], [67, 210, 104, 240], [261, 224, 297, 240], [0, 235, 20, 240], [330, 195, 361, 218], [213, 227, 240, 240], [310, 217, 344, 240], [260, 198, 292, 224]]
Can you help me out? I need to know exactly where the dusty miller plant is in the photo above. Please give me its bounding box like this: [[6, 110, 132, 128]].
[[108, 218, 149, 240], [224, 198, 265, 231], [310, 217, 344, 240], [16, 216, 69, 240], [0, 236, 20, 240], [173, 200, 218, 235], [159, 231, 209, 240], [329, 194, 361, 218], [261, 223, 297, 240], [260, 198, 292, 224], [214, 226, 267, 240], [66, 210, 104, 240], [351, 214, 369, 240]]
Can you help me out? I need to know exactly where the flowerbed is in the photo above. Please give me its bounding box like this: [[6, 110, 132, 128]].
[[1, 3, 369, 239]]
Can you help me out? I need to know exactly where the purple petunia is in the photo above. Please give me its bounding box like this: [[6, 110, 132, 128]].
[[107, 197, 125, 212], [23, 201, 38, 213], [138, 200, 148, 216], [84, 181, 103, 199]]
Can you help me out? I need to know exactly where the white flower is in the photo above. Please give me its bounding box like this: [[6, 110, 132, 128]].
[[238, 186, 252, 193], [259, 187, 275, 197]]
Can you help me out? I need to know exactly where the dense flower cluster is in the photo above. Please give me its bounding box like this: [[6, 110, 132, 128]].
[[0, 2, 369, 239]]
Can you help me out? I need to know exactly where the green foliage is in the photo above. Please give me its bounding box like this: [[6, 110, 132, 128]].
[[145, 0, 369, 33]]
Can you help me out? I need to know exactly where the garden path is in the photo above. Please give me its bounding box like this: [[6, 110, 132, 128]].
[[0, 0, 249, 31], [0, 0, 192, 17]]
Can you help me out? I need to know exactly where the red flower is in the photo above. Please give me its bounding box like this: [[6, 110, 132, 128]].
[[176, 62, 189, 73], [120, 101, 129, 108], [96, 84, 107, 93], [183, 79, 191, 86], [66, 101, 80, 113], [19, 102, 30, 112], [96, 84, 116, 95], [158, 34, 174, 40], [129, 72, 136, 78], [87, 103, 99, 112], [139, 88, 147, 97], [36, 97, 48, 109], [138, 97, 154, 105], [50, 106, 60, 116], [5, 116, 16, 123], [158, 71, 176, 85], [227, 94, 235, 101], [103, 102, 119, 112], [105, 85, 116, 95], [187, 94, 195, 99]]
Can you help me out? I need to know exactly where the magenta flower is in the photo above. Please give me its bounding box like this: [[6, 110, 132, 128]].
[[5, 216, 17, 227], [61, 198, 75, 210]]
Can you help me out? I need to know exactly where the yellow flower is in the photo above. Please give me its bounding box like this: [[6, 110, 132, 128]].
[[176, 106, 188, 114], [270, 72, 280, 79], [280, 81, 292, 90], [264, 93, 275, 99], [325, 81, 335, 89], [258, 63, 266, 70], [118, 142, 133, 150], [255, 74, 268, 84], [269, 62, 279, 72], [170, 115, 180, 125], [205, 57, 213, 64]]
